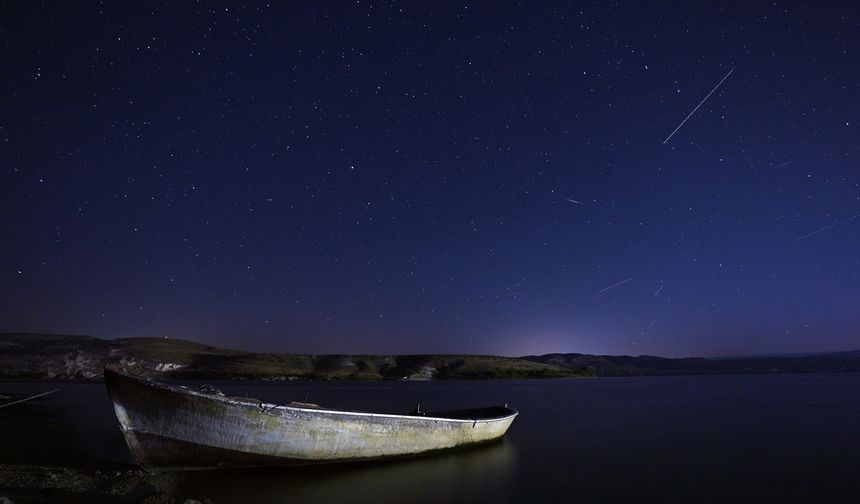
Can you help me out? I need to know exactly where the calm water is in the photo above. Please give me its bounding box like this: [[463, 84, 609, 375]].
[[2, 374, 860, 503]]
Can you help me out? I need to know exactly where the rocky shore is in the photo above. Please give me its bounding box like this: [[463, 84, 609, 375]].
[[0, 388, 205, 504], [0, 464, 182, 504]]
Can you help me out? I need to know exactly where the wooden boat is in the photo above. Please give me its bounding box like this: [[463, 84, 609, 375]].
[[104, 366, 518, 470]]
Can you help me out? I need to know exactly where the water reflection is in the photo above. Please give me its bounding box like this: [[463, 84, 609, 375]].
[[176, 440, 516, 504], [6, 376, 860, 502]]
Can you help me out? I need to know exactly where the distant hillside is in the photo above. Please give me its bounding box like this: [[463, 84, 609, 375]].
[[0, 333, 586, 380], [3, 333, 858, 380], [523, 351, 860, 376]]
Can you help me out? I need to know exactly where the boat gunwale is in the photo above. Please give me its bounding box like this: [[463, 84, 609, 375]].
[[106, 367, 519, 424]]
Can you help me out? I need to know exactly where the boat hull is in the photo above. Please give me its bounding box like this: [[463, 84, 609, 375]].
[[104, 368, 517, 470]]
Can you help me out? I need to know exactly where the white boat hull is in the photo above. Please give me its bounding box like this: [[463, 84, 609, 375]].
[[104, 367, 517, 470]]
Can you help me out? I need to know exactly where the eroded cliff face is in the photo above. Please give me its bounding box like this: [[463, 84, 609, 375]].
[[0, 334, 189, 379], [0, 334, 107, 378]]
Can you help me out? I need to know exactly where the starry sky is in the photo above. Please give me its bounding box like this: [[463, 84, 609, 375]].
[[2, 2, 859, 357]]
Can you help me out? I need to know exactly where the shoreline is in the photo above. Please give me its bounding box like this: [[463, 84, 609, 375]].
[[0, 463, 181, 504]]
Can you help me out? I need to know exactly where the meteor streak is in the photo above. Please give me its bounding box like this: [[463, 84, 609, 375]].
[[794, 213, 860, 242], [663, 67, 734, 144], [597, 277, 632, 295]]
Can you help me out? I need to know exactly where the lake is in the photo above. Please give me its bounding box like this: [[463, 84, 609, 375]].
[[2, 374, 859, 502]]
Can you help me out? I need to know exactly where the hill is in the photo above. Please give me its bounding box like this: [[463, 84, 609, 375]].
[[0, 333, 587, 380], [3, 333, 858, 380], [523, 351, 860, 376]]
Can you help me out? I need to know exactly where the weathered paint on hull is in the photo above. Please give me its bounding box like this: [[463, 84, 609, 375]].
[[104, 368, 517, 470]]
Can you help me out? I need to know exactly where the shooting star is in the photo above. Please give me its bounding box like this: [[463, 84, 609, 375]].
[[663, 67, 735, 145], [794, 213, 860, 242], [653, 284, 664, 298], [774, 161, 793, 168], [566, 198, 587, 206], [597, 277, 632, 295]]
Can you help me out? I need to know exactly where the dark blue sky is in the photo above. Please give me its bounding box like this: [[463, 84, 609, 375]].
[[2, 2, 858, 357]]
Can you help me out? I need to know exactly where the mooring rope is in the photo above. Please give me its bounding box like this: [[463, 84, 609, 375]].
[[0, 368, 107, 410], [0, 388, 60, 409]]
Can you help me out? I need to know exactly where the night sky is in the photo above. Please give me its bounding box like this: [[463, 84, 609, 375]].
[[2, 2, 858, 357]]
